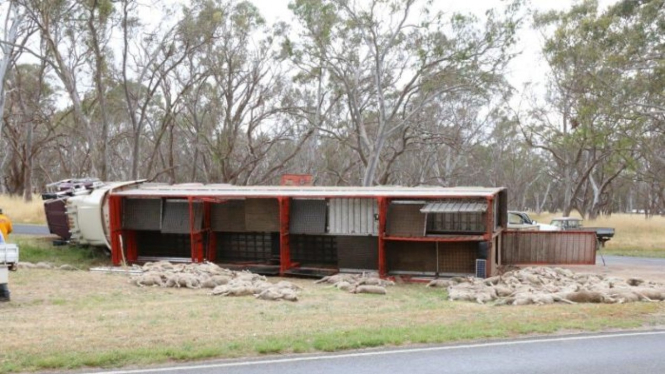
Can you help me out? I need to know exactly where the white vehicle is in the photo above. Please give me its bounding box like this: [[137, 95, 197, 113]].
[[508, 211, 560, 231], [0, 235, 19, 302]]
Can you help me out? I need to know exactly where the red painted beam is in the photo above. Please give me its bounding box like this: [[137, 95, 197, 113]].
[[109, 195, 123, 266], [279, 197, 291, 275], [377, 197, 388, 277]]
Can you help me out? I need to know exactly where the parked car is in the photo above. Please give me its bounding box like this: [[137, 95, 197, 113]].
[[549, 217, 614, 245], [508, 211, 560, 231]]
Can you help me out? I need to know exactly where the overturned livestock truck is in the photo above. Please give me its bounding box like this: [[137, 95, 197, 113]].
[[107, 185, 511, 278]]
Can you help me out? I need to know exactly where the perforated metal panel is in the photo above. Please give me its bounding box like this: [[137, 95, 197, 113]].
[[386, 203, 426, 237], [135, 231, 191, 258], [426, 212, 486, 233], [216, 232, 273, 262], [122, 198, 162, 230], [245, 198, 280, 232], [337, 236, 378, 270], [160, 199, 203, 234], [290, 199, 327, 234], [290, 235, 337, 266], [211, 200, 246, 232], [328, 198, 378, 235]]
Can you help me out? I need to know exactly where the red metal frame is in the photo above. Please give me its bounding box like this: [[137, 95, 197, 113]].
[[188, 197, 204, 263], [278, 197, 291, 275], [377, 197, 388, 277], [109, 195, 123, 265], [109, 189, 509, 279]]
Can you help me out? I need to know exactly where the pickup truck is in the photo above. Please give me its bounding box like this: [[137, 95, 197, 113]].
[[508, 211, 559, 231], [0, 243, 19, 301], [549, 217, 614, 246]]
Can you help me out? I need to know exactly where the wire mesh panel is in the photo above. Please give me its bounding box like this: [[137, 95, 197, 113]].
[[328, 198, 378, 235], [437, 242, 477, 274], [290, 199, 327, 234], [161, 199, 203, 234], [245, 198, 280, 232], [216, 232, 273, 262], [211, 200, 246, 232], [122, 198, 162, 230], [337, 236, 378, 270], [386, 241, 436, 274], [290, 235, 338, 266], [135, 231, 191, 258], [426, 212, 486, 234], [386, 202, 426, 237]]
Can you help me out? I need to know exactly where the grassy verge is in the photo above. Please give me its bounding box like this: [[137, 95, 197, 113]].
[[12, 235, 111, 268], [2, 266, 664, 373]]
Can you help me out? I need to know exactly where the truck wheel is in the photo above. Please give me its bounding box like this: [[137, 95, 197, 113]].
[[0, 284, 9, 302]]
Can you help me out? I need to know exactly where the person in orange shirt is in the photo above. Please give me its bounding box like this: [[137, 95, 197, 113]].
[[0, 208, 12, 242]]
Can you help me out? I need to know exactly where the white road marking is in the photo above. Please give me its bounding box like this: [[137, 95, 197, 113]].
[[98, 330, 665, 374]]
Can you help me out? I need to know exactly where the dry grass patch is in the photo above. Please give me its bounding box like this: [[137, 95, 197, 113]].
[[0, 194, 45, 225], [1, 269, 664, 373]]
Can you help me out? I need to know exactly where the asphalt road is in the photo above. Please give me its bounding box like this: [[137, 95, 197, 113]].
[[87, 330, 665, 374], [13, 224, 51, 236]]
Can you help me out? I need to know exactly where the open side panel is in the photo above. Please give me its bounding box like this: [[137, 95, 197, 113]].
[[123, 198, 162, 231], [211, 200, 246, 232], [501, 231, 597, 265]]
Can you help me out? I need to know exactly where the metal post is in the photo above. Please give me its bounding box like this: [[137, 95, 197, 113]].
[[279, 197, 291, 275], [377, 197, 388, 277]]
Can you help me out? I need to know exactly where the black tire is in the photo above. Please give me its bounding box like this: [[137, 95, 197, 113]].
[[0, 283, 9, 302]]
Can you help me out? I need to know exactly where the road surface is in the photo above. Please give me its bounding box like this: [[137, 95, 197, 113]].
[[13, 224, 50, 236], [87, 330, 665, 374]]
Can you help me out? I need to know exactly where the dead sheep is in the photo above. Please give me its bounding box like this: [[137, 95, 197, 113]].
[[280, 288, 299, 302], [166, 273, 201, 289], [350, 285, 387, 295], [627, 278, 645, 287], [426, 279, 453, 288], [314, 273, 358, 284], [200, 275, 232, 288], [221, 286, 254, 297], [255, 288, 284, 301], [132, 272, 165, 288], [274, 280, 303, 291], [564, 291, 615, 304], [333, 281, 353, 291], [356, 277, 395, 287]]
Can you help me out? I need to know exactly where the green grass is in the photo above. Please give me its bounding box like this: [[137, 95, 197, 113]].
[[13, 235, 111, 268]]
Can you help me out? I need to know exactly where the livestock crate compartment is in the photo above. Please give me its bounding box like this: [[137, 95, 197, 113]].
[[108, 185, 508, 278]]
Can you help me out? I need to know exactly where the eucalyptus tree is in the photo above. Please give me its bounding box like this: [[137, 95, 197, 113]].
[[177, 0, 309, 185], [288, 0, 522, 186], [2, 63, 57, 199], [530, 0, 659, 218], [17, 0, 117, 180]]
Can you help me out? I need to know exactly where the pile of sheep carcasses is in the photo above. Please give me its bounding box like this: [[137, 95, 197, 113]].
[[129, 261, 302, 302], [427, 266, 665, 306], [313, 272, 395, 295]]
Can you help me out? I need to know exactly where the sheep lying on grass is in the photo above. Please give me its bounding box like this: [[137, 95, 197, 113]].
[[128, 261, 302, 302], [313, 272, 393, 296], [435, 266, 665, 306]]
